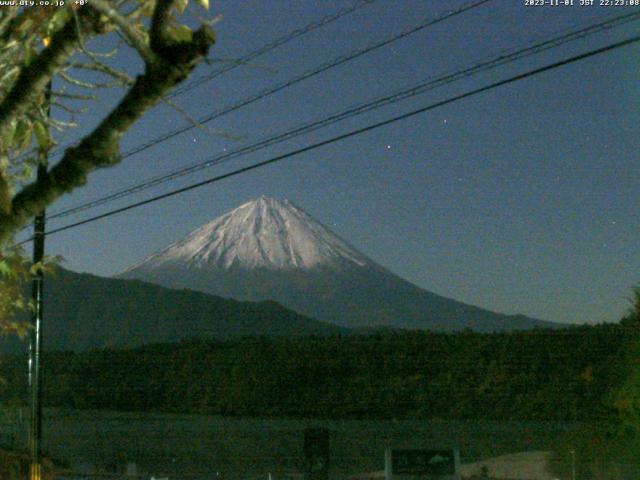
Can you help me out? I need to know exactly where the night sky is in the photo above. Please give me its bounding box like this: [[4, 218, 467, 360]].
[[25, 1, 640, 325]]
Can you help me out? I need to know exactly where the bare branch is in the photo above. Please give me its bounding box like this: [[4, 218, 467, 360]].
[[90, 0, 156, 64], [0, 0, 215, 243], [160, 95, 242, 140], [47, 118, 78, 131], [125, 5, 147, 23], [0, 7, 19, 40], [59, 71, 106, 89], [186, 7, 222, 28], [0, 5, 102, 135], [51, 90, 97, 101], [80, 46, 120, 58], [71, 8, 116, 61], [51, 101, 88, 115], [0, 7, 27, 42], [59, 71, 131, 89], [70, 62, 134, 84]]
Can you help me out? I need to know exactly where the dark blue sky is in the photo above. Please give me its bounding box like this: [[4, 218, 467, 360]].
[[31, 1, 640, 325]]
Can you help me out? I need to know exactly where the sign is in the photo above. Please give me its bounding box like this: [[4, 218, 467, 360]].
[[385, 448, 460, 479]]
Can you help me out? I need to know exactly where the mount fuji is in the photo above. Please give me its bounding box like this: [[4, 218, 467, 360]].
[[119, 197, 556, 332]]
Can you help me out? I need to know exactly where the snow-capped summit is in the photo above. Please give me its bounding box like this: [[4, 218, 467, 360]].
[[123, 196, 372, 273]]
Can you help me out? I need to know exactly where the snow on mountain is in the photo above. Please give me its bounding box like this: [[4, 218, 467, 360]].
[[123, 196, 372, 273]]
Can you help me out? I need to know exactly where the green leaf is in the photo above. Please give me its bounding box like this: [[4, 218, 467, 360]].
[[23, 46, 38, 67], [175, 0, 188, 14], [29, 261, 43, 276], [33, 121, 51, 150], [2, 39, 18, 51], [140, 0, 156, 17], [16, 162, 33, 181], [17, 18, 34, 35], [0, 66, 20, 90], [168, 25, 193, 43], [47, 9, 70, 35], [133, 23, 150, 46], [0, 119, 17, 149], [0, 260, 11, 277], [195, 0, 209, 10], [13, 119, 32, 151]]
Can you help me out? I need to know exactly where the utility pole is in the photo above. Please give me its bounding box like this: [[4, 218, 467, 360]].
[[29, 81, 51, 480]]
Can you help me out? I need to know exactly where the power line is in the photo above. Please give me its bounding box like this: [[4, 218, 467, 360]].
[[38, 0, 492, 167], [21, 0, 377, 164], [167, 0, 377, 99], [17, 32, 640, 245], [116, 0, 493, 158], [46, 9, 640, 221]]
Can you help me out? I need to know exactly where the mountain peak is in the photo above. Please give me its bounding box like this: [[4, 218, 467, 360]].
[[242, 195, 294, 213], [123, 197, 372, 273], [120, 198, 556, 332]]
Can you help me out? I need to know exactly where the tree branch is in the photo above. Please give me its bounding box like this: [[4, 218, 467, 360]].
[[70, 61, 134, 84], [0, 7, 19, 40], [0, 6, 101, 135], [90, 0, 156, 64], [0, 0, 215, 244], [0, 6, 105, 137], [159, 95, 240, 140], [150, 0, 175, 52]]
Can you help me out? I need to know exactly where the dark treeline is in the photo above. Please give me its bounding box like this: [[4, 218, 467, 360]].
[[0, 324, 630, 421]]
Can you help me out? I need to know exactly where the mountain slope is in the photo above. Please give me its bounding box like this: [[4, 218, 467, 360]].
[[0, 268, 344, 353], [120, 197, 557, 332]]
